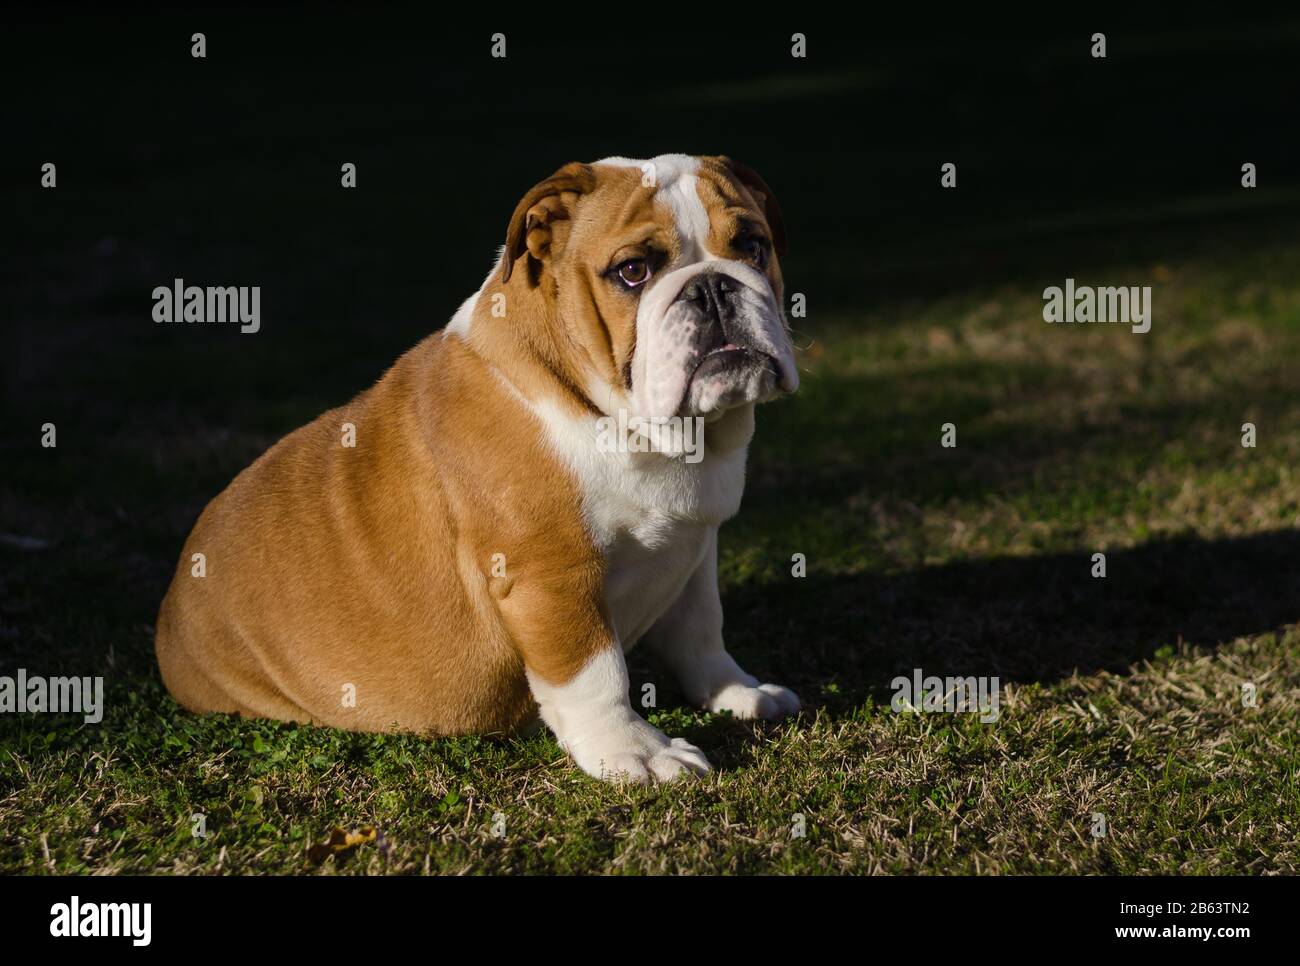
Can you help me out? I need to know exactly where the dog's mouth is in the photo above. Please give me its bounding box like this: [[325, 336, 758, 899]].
[[678, 340, 783, 417], [689, 342, 779, 383]]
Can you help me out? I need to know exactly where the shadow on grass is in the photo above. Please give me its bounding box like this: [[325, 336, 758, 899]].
[[4, 528, 1296, 779], [634, 527, 1300, 771], [719, 527, 1300, 705]]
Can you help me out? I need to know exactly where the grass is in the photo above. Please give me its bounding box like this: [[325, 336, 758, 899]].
[[3, 237, 1299, 875]]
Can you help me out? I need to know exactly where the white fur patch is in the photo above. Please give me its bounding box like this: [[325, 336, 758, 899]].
[[444, 247, 508, 340], [632, 259, 797, 419], [595, 154, 713, 261], [445, 291, 478, 338], [526, 647, 711, 783]]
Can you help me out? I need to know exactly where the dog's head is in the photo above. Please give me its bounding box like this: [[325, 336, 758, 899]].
[[499, 154, 798, 426]]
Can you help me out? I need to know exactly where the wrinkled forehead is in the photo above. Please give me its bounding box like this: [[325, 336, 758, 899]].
[[574, 154, 761, 262]]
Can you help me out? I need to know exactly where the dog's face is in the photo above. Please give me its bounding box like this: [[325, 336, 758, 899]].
[[502, 154, 799, 426]]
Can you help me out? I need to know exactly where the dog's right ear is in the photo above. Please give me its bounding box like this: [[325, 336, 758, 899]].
[[502, 162, 597, 284]]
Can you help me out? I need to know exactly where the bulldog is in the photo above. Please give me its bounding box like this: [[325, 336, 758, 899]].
[[155, 153, 801, 783]]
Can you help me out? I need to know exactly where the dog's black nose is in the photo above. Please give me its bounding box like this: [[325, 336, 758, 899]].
[[677, 272, 738, 325]]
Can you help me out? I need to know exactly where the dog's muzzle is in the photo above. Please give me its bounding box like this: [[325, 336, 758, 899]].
[[631, 260, 798, 420], [675, 268, 795, 415]]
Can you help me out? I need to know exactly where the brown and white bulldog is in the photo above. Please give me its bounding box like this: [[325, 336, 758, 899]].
[[155, 153, 801, 783]]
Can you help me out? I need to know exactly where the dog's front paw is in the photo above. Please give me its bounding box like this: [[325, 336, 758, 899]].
[[565, 716, 712, 784], [708, 682, 801, 720]]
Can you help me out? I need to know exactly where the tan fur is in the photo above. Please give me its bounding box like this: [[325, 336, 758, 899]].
[[155, 157, 781, 736], [486, 162, 675, 413], [695, 156, 787, 302]]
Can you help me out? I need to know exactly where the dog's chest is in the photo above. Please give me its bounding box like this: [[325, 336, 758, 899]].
[[579, 451, 746, 650], [527, 398, 749, 649], [594, 450, 746, 646], [604, 512, 712, 650]]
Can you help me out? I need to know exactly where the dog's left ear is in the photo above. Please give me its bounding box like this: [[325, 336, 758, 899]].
[[502, 162, 598, 284], [711, 157, 787, 258]]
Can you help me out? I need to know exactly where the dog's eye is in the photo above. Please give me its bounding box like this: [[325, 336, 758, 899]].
[[740, 236, 769, 269], [616, 259, 651, 288]]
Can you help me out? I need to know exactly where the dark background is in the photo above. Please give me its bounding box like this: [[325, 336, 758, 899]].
[[3, 9, 1300, 676], [7, 12, 1300, 419]]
